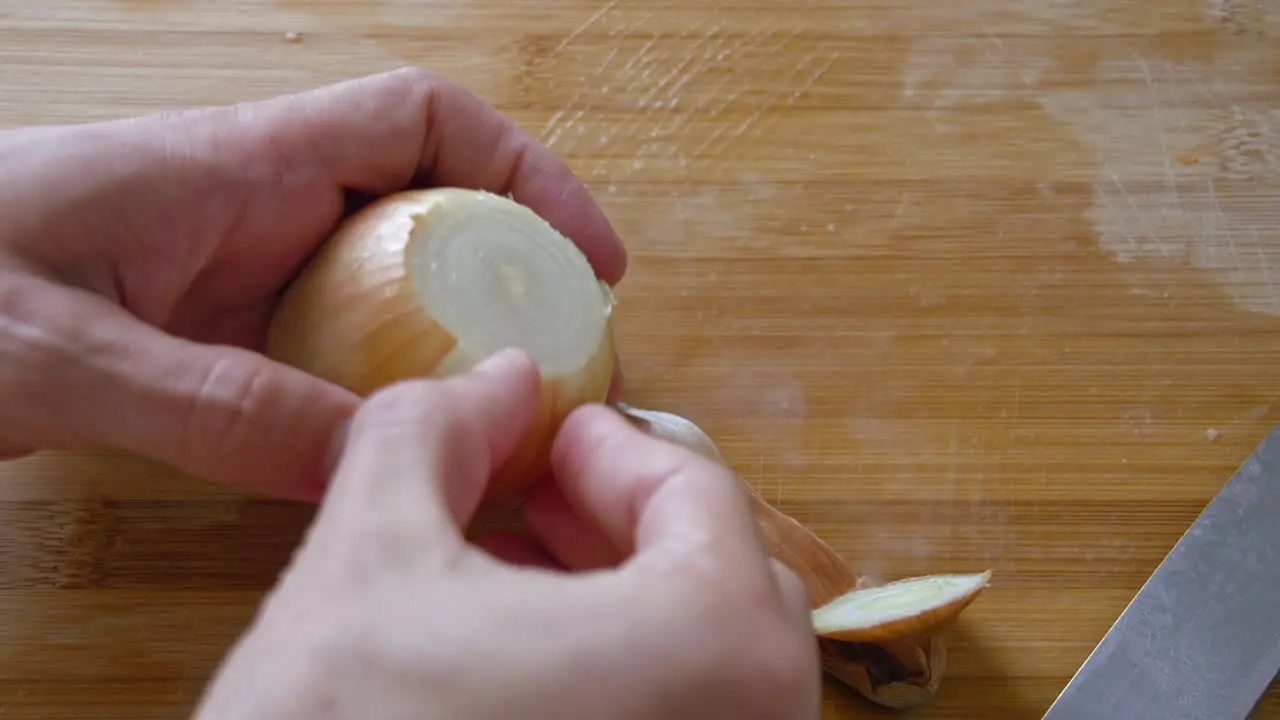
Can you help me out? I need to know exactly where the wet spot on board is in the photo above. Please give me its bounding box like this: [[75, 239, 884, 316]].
[[899, 3, 1280, 318], [1038, 51, 1280, 316], [1206, 0, 1280, 37]]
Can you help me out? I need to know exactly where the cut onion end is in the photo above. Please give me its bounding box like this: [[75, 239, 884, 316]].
[[265, 187, 616, 505], [406, 188, 613, 382], [811, 570, 992, 643]]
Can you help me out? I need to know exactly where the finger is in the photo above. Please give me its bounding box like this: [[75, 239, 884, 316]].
[[523, 480, 622, 571], [0, 274, 356, 501], [141, 67, 627, 285], [549, 404, 768, 571], [472, 530, 564, 571], [770, 558, 817, 634], [322, 347, 541, 545]]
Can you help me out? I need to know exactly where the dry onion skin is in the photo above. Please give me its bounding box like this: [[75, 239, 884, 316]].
[[614, 403, 726, 463], [614, 404, 992, 711], [265, 187, 616, 506]]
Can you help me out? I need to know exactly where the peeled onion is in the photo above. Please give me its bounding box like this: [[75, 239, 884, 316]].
[[265, 187, 617, 505]]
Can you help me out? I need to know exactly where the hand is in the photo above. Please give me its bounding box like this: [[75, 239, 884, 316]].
[[0, 67, 626, 500], [192, 348, 822, 720]]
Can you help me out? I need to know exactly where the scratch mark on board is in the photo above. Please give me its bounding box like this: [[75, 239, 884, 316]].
[[691, 32, 838, 158], [901, 10, 1280, 316], [1137, 54, 1183, 225], [549, 0, 620, 57]]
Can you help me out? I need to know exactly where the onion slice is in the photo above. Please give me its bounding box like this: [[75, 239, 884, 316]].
[[265, 187, 616, 504], [811, 571, 992, 642]]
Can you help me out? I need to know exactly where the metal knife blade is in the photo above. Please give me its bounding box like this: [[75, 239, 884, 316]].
[[1041, 423, 1280, 720]]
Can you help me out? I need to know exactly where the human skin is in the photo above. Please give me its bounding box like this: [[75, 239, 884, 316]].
[[0, 66, 625, 501], [194, 348, 822, 719], [0, 68, 822, 718]]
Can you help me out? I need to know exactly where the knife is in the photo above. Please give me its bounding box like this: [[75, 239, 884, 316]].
[[1041, 423, 1280, 720]]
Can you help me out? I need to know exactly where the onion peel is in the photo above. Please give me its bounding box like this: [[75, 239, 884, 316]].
[[613, 403, 992, 711]]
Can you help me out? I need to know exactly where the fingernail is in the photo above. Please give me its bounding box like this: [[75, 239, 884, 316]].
[[473, 347, 530, 375]]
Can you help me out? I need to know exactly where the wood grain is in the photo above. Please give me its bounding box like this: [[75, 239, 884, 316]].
[[2, 0, 1279, 717]]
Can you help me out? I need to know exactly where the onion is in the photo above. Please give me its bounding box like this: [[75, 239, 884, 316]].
[[613, 403, 725, 463], [265, 187, 617, 505], [615, 403, 993, 710], [811, 571, 992, 643]]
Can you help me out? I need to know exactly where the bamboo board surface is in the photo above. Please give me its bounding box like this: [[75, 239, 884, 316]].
[[1, 0, 1279, 717]]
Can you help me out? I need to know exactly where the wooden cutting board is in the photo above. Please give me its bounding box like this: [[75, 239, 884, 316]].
[[2, 1, 1278, 717]]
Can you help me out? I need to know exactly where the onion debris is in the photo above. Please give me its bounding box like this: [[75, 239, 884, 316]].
[[265, 187, 616, 505], [613, 404, 725, 463], [812, 571, 992, 643], [615, 403, 992, 711]]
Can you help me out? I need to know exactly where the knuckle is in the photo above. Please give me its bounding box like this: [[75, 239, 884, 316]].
[[678, 573, 818, 713], [758, 624, 820, 690], [185, 354, 272, 462], [728, 622, 820, 714]]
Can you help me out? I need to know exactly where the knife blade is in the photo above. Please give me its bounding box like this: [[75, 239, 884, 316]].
[[1041, 423, 1280, 720]]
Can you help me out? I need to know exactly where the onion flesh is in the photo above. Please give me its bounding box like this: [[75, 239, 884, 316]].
[[265, 188, 616, 504], [811, 571, 992, 642]]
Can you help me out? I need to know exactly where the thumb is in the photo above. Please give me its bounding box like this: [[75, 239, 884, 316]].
[[0, 275, 357, 500], [318, 347, 541, 548]]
